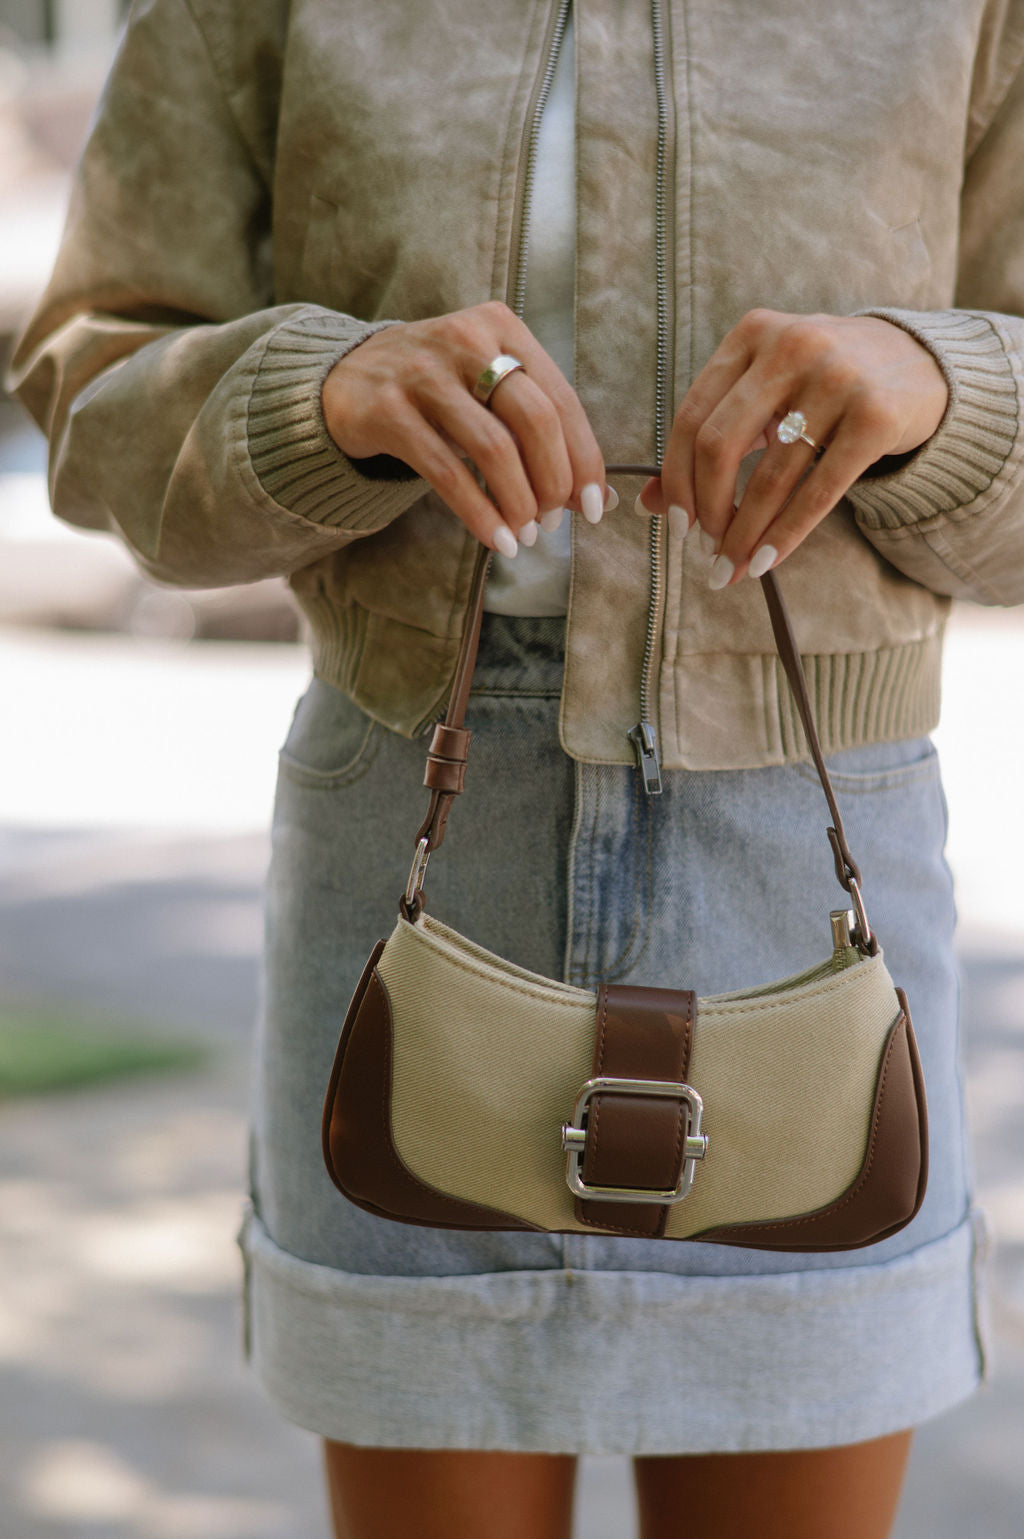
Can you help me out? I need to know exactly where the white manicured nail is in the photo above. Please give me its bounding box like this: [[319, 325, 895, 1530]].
[[493, 525, 518, 559], [603, 484, 619, 512], [697, 527, 717, 559], [633, 491, 653, 517], [667, 504, 690, 539], [747, 543, 778, 578], [539, 508, 564, 532], [519, 519, 539, 548], [708, 554, 735, 590], [581, 483, 604, 524]]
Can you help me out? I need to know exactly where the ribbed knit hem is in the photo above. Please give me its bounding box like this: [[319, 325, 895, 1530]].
[[294, 588, 463, 738], [654, 631, 945, 771], [772, 634, 944, 762], [289, 587, 947, 767], [295, 586, 371, 699], [848, 309, 1019, 530], [247, 306, 427, 531]]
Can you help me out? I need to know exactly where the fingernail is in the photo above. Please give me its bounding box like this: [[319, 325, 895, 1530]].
[[633, 491, 653, 517], [747, 544, 778, 578], [603, 484, 619, 512], [493, 525, 518, 559], [581, 483, 604, 524], [539, 507, 564, 533], [697, 527, 717, 560], [519, 519, 539, 548], [667, 504, 690, 539], [708, 554, 735, 590]]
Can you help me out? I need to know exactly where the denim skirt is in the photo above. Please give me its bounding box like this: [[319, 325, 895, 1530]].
[[239, 615, 986, 1454]]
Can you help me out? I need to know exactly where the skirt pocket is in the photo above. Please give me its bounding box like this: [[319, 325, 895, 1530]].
[[277, 677, 383, 788]]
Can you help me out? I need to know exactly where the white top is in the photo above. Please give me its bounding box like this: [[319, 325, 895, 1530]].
[[483, 12, 575, 617]]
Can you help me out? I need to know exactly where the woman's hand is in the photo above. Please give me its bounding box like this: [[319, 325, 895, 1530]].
[[321, 300, 613, 556], [637, 310, 950, 586]]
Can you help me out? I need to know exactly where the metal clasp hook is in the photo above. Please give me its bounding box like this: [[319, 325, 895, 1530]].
[[403, 837, 430, 918]]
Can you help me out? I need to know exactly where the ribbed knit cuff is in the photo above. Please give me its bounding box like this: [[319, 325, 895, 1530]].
[[247, 307, 426, 530], [847, 309, 1019, 530]]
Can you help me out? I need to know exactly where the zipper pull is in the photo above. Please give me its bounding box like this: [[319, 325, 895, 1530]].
[[628, 721, 663, 796]]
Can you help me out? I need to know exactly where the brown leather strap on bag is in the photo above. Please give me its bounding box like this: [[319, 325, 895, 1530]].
[[401, 463, 874, 951], [411, 545, 492, 858], [575, 983, 698, 1237]]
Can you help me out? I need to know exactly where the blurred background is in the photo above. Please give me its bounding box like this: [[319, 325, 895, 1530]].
[[1, 5, 1022, 1537]]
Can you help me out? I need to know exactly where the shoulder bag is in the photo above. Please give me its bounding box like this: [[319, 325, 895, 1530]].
[[322, 467, 928, 1250]]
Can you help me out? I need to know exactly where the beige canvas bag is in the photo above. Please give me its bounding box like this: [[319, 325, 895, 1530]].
[[322, 469, 928, 1250]]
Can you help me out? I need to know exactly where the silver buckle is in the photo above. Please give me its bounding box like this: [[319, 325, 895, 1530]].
[[561, 1076, 708, 1205]]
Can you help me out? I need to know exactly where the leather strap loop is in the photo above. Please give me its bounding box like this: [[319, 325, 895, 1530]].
[[423, 758, 467, 794], [827, 827, 863, 891], [430, 724, 472, 761], [413, 542, 491, 852], [424, 723, 472, 793], [576, 984, 697, 1237]]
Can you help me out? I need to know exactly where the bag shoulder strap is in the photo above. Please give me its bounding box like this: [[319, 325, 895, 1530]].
[[402, 466, 874, 953]]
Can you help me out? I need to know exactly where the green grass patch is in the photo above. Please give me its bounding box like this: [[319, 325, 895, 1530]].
[[0, 1010, 207, 1098]]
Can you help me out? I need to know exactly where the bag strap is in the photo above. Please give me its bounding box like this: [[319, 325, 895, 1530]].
[[402, 464, 875, 953]]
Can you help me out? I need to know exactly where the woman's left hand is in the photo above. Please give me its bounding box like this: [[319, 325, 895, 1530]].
[[636, 310, 949, 586]]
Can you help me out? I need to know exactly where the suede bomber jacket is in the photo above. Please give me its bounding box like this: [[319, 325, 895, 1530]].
[[11, 0, 1024, 769]]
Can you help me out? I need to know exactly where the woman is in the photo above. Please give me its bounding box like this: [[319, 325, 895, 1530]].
[[11, 1, 1024, 1534]]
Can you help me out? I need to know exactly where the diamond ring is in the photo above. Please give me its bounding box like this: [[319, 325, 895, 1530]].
[[777, 409, 823, 454], [472, 354, 525, 407]]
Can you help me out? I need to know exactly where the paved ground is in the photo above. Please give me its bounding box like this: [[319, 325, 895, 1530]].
[[1, 603, 1023, 1538]]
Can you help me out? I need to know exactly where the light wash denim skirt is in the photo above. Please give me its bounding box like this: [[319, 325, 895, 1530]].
[[239, 615, 986, 1454]]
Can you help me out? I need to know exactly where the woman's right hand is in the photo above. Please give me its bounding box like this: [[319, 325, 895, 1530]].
[[321, 300, 613, 556]]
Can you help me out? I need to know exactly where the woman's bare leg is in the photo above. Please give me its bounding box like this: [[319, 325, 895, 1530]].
[[323, 1442, 576, 1539], [634, 1430, 912, 1539]]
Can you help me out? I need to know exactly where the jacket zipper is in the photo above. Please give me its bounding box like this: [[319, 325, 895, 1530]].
[[630, 0, 673, 796], [508, 0, 572, 318]]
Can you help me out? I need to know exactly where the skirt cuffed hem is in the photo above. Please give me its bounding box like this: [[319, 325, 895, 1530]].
[[237, 1204, 988, 1455]]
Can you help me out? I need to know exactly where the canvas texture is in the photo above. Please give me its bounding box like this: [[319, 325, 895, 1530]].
[[380, 915, 900, 1235]]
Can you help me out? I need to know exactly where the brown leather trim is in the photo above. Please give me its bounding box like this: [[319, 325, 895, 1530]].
[[413, 544, 490, 856], [423, 723, 471, 793], [321, 940, 386, 1184], [429, 724, 472, 761], [759, 566, 865, 913], [322, 950, 541, 1232], [577, 985, 697, 1238], [423, 758, 467, 793], [695, 997, 928, 1252]]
